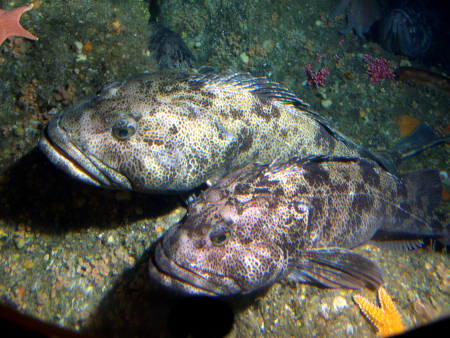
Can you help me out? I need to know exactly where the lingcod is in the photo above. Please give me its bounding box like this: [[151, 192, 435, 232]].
[[39, 66, 444, 194], [149, 156, 449, 295]]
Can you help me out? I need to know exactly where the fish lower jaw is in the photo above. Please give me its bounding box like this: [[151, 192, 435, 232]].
[[148, 261, 218, 296], [39, 129, 131, 190], [39, 131, 100, 186], [149, 244, 241, 296]]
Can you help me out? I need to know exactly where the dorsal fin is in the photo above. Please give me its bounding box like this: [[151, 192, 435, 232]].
[[263, 156, 363, 177], [188, 69, 311, 107], [188, 70, 366, 154], [283, 155, 361, 168]]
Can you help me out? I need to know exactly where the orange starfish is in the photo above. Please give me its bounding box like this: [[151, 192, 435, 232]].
[[0, 4, 38, 46], [353, 286, 405, 337]]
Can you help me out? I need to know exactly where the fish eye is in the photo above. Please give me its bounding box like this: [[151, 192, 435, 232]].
[[112, 119, 137, 140], [210, 225, 231, 246]]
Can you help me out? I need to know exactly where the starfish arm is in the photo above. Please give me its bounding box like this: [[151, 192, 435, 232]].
[[354, 287, 405, 337], [378, 287, 405, 335], [0, 4, 38, 45], [354, 294, 386, 330]]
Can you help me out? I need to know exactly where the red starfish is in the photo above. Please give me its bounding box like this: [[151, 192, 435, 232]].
[[0, 4, 38, 46]]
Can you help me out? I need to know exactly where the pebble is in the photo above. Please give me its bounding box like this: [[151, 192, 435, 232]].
[[332, 296, 348, 313], [263, 40, 273, 51], [14, 127, 24, 136], [318, 302, 330, 319], [15, 237, 26, 250], [76, 54, 87, 62], [102, 232, 118, 246], [321, 99, 332, 108], [72, 41, 83, 55], [0, 229, 8, 243], [317, 90, 327, 100], [240, 52, 250, 64], [356, 53, 365, 60], [400, 59, 412, 67]]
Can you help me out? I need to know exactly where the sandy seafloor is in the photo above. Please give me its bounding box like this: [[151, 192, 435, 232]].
[[0, 0, 450, 337]]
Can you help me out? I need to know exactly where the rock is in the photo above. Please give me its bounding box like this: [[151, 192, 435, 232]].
[[321, 99, 332, 108], [240, 52, 250, 64], [400, 59, 412, 67], [72, 41, 83, 55], [14, 127, 24, 136], [332, 296, 348, 313], [15, 237, 26, 249]]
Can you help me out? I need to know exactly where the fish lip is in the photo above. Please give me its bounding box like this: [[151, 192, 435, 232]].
[[39, 127, 105, 187], [149, 238, 241, 296], [148, 244, 217, 296], [39, 116, 132, 190]]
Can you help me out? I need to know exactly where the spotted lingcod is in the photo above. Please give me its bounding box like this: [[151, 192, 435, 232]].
[[39, 67, 445, 194], [149, 156, 449, 295]]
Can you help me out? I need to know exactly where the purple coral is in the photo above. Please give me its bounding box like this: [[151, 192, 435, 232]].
[[364, 55, 395, 83], [305, 64, 330, 87]]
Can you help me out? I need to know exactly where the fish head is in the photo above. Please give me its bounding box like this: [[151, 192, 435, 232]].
[[39, 74, 238, 193], [149, 164, 306, 295]]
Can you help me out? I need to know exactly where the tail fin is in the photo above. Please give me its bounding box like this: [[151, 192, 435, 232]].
[[371, 124, 450, 174], [379, 169, 449, 243], [401, 169, 442, 215], [432, 212, 450, 246]]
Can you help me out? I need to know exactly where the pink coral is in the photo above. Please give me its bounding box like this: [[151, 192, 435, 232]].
[[364, 55, 395, 83], [305, 64, 330, 87]]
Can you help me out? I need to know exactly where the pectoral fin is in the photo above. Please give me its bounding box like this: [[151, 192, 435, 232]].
[[287, 248, 383, 290]]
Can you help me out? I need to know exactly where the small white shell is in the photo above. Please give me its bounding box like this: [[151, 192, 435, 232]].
[[439, 171, 449, 183]]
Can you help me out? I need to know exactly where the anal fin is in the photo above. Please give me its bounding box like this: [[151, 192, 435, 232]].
[[288, 248, 383, 290], [371, 239, 424, 252]]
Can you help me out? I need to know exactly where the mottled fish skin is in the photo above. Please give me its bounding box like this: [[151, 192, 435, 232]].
[[40, 68, 375, 193], [148, 22, 198, 70], [149, 157, 448, 295]]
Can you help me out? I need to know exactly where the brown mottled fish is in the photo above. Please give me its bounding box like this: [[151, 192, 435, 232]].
[[38, 67, 445, 194], [149, 156, 449, 295]]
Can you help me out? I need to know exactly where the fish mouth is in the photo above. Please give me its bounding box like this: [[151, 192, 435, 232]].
[[149, 228, 241, 296], [39, 115, 132, 190]]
